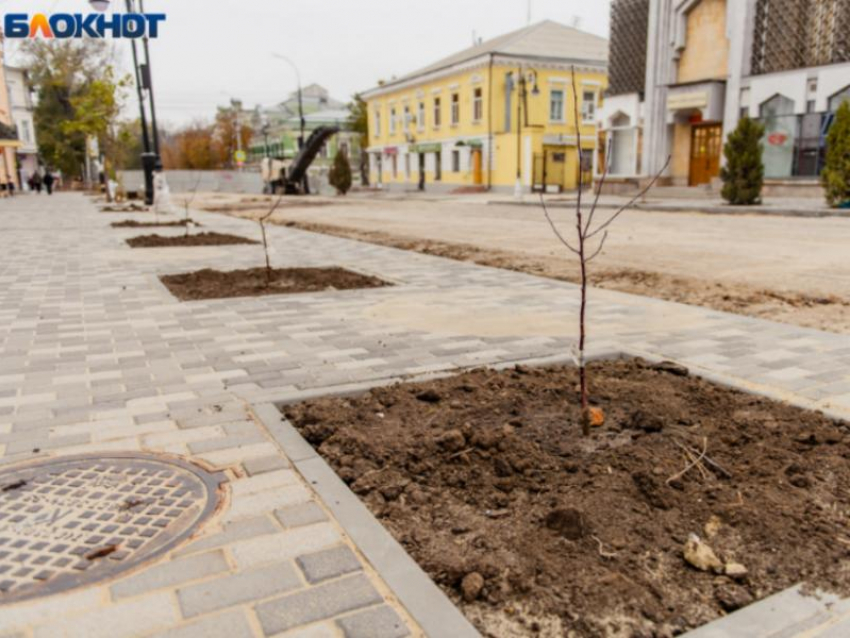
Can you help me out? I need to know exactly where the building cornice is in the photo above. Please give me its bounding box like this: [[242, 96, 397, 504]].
[[362, 54, 607, 101]]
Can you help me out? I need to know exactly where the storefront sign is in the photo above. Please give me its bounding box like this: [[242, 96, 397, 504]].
[[667, 92, 708, 111]]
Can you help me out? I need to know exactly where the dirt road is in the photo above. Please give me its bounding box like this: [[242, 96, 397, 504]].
[[184, 192, 850, 334]]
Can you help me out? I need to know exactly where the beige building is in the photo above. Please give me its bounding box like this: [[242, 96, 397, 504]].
[[0, 41, 22, 192], [599, 0, 850, 192]]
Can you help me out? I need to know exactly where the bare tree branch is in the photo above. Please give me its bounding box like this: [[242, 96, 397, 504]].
[[584, 138, 613, 236], [586, 155, 671, 240], [570, 66, 584, 221], [585, 231, 608, 262], [540, 194, 580, 255], [258, 194, 285, 284]]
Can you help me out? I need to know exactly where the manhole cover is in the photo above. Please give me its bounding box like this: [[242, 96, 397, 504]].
[[0, 453, 224, 604]]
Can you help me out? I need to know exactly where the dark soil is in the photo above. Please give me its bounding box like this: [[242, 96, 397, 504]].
[[160, 267, 389, 301], [112, 220, 200, 228], [101, 204, 150, 213], [284, 359, 850, 638], [126, 232, 256, 248]]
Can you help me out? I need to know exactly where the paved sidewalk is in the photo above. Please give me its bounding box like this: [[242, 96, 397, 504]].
[[0, 193, 848, 637]]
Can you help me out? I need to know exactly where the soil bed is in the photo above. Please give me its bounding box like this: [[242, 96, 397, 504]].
[[126, 232, 255, 248], [284, 359, 850, 638], [112, 219, 200, 228], [160, 266, 389, 301]]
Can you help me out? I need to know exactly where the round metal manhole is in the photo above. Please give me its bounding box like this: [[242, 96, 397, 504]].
[[0, 453, 224, 604]]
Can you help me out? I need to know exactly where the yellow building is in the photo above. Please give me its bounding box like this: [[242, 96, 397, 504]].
[[361, 21, 608, 194]]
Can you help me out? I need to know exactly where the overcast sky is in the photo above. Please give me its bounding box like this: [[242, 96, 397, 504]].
[[6, 0, 611, 127]]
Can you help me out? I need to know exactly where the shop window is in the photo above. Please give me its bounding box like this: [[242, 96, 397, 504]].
[[473, 88, 483, 122], [829, 85, 850, 112], [760, 95, 796, 178], [392, 155, 398, 178], [435, 152, 442, 180], [550, 89, 565, 122], [452, 150, 460, 172]]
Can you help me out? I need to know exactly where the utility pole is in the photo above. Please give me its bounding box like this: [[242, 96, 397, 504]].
[[138, 0, 161, 171], [232, 99, 243, 172]]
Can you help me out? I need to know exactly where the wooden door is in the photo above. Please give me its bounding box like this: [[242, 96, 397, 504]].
[[472, 150, 483, 185], [689, 124, 722, 186]]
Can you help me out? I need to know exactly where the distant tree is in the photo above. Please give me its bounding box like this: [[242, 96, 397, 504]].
[[214, 108, 253, 169], [720, 117, 765, 205], [347, 94, 369, 185], [21, 39, 129, 179], [822, 102, 850, 208], [329, 148, 352, 195]]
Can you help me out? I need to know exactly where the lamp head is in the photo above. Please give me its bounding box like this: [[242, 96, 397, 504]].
[[89, 0, 111, 12]]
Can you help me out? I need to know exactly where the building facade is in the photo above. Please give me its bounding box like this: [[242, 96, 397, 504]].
[[0, 45, 23, 191], [361, 21, 608, 193], [599, 0, 850, 190], [4, 66, 38, 188]]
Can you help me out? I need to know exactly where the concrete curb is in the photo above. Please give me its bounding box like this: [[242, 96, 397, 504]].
[[487, 199, 848, 218], [251, 402, 481, 638]]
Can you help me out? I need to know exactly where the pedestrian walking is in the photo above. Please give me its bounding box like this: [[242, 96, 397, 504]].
[[43, 170, 55, 195], [31, 172, 42, 194]]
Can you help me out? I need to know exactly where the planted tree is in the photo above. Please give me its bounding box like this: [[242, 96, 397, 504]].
[[258, 195, 285, 286], [720, 117, 765, 205], [541, 67, 669, 435], [329, 148, 353, 195], [347, 94, 369, 185], [182, 173, 203, 234], [822, 101, 850, 208]]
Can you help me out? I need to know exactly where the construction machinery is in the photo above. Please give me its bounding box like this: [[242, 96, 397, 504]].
[[261, 126, 339, 195]]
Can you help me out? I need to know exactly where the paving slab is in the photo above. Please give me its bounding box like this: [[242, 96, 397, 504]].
[[0, 193, 848, 637]]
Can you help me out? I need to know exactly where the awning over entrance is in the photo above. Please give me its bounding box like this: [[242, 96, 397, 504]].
[[666, 81, 726, 123], [410, 143, 442, 153]]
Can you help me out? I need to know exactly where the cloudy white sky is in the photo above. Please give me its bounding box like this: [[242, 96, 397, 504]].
[[6, 0, 611, 127]]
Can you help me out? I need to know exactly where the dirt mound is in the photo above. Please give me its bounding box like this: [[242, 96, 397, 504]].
[[126, 232, 256, 248], [160, 267, 388, 301], [285, 359, 850, 637]]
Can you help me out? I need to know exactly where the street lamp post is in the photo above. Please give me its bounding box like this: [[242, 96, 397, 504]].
[[512, 67, 539, 199], [272, 53, 305, 149]]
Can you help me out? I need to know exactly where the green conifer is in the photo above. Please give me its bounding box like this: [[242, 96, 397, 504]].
[[720, 117, 765, 205], [329, 148, 352, 195], [822, 101, 850, 208]]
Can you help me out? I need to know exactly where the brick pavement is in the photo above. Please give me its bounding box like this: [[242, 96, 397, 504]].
[[0, 193, 848, 637]]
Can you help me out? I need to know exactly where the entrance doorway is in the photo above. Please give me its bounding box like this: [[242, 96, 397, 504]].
[[689, 124, 722, 186], [418, 153, 425, 191], [471, 150, 483, 185]]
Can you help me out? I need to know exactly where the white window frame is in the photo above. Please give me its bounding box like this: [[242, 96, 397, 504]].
[[581, 90, 597, 123], [417, 102, 425, 132], [549, 89, 565, 123], [451, 149, 461, 172]]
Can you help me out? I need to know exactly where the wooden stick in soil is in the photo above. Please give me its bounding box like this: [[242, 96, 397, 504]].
[[258, 195, 285, 287], [540, 65, 670, 436], [183, 172, 203, 237]]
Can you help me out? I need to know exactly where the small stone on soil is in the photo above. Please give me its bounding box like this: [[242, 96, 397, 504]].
[[652, 361, 690, 377], [437, 429, 466, 452], [544, 508, 586, 540], [684, 534, 723, 573], [461, 572, 485, 602], [724, 562, 748, 580]]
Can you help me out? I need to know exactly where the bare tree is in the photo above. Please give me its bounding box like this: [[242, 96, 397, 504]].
[[541, 66, 670, 436], [182, 172, 203, 237], [258, 195, 285, 286]]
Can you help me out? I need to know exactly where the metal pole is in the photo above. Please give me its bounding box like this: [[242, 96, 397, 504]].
[[515, 67, 523, 198], [127, 0, 151, 155], [138, 0, 161, 170], [232, 99, 243, 171]]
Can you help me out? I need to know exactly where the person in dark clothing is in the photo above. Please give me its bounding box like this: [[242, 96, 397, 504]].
[[31, 172, 42, 194], [43, 170, 55, 195]]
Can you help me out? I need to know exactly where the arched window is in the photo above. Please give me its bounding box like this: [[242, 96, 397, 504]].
[[759, 94, 795, 118], [829, 86, 850, 112], [610, 112, 631, 128]]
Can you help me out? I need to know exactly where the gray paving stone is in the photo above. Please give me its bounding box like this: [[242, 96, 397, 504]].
[[256, 574, 383, 635], [297, 545, 362, 584], [275, 502, 328, 529], [110, 550, 229, 599], [244, 454, 291, 475], [155, 610, 254, 638], [337, 606, 410, 638], [178, 560, 302, 618]]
